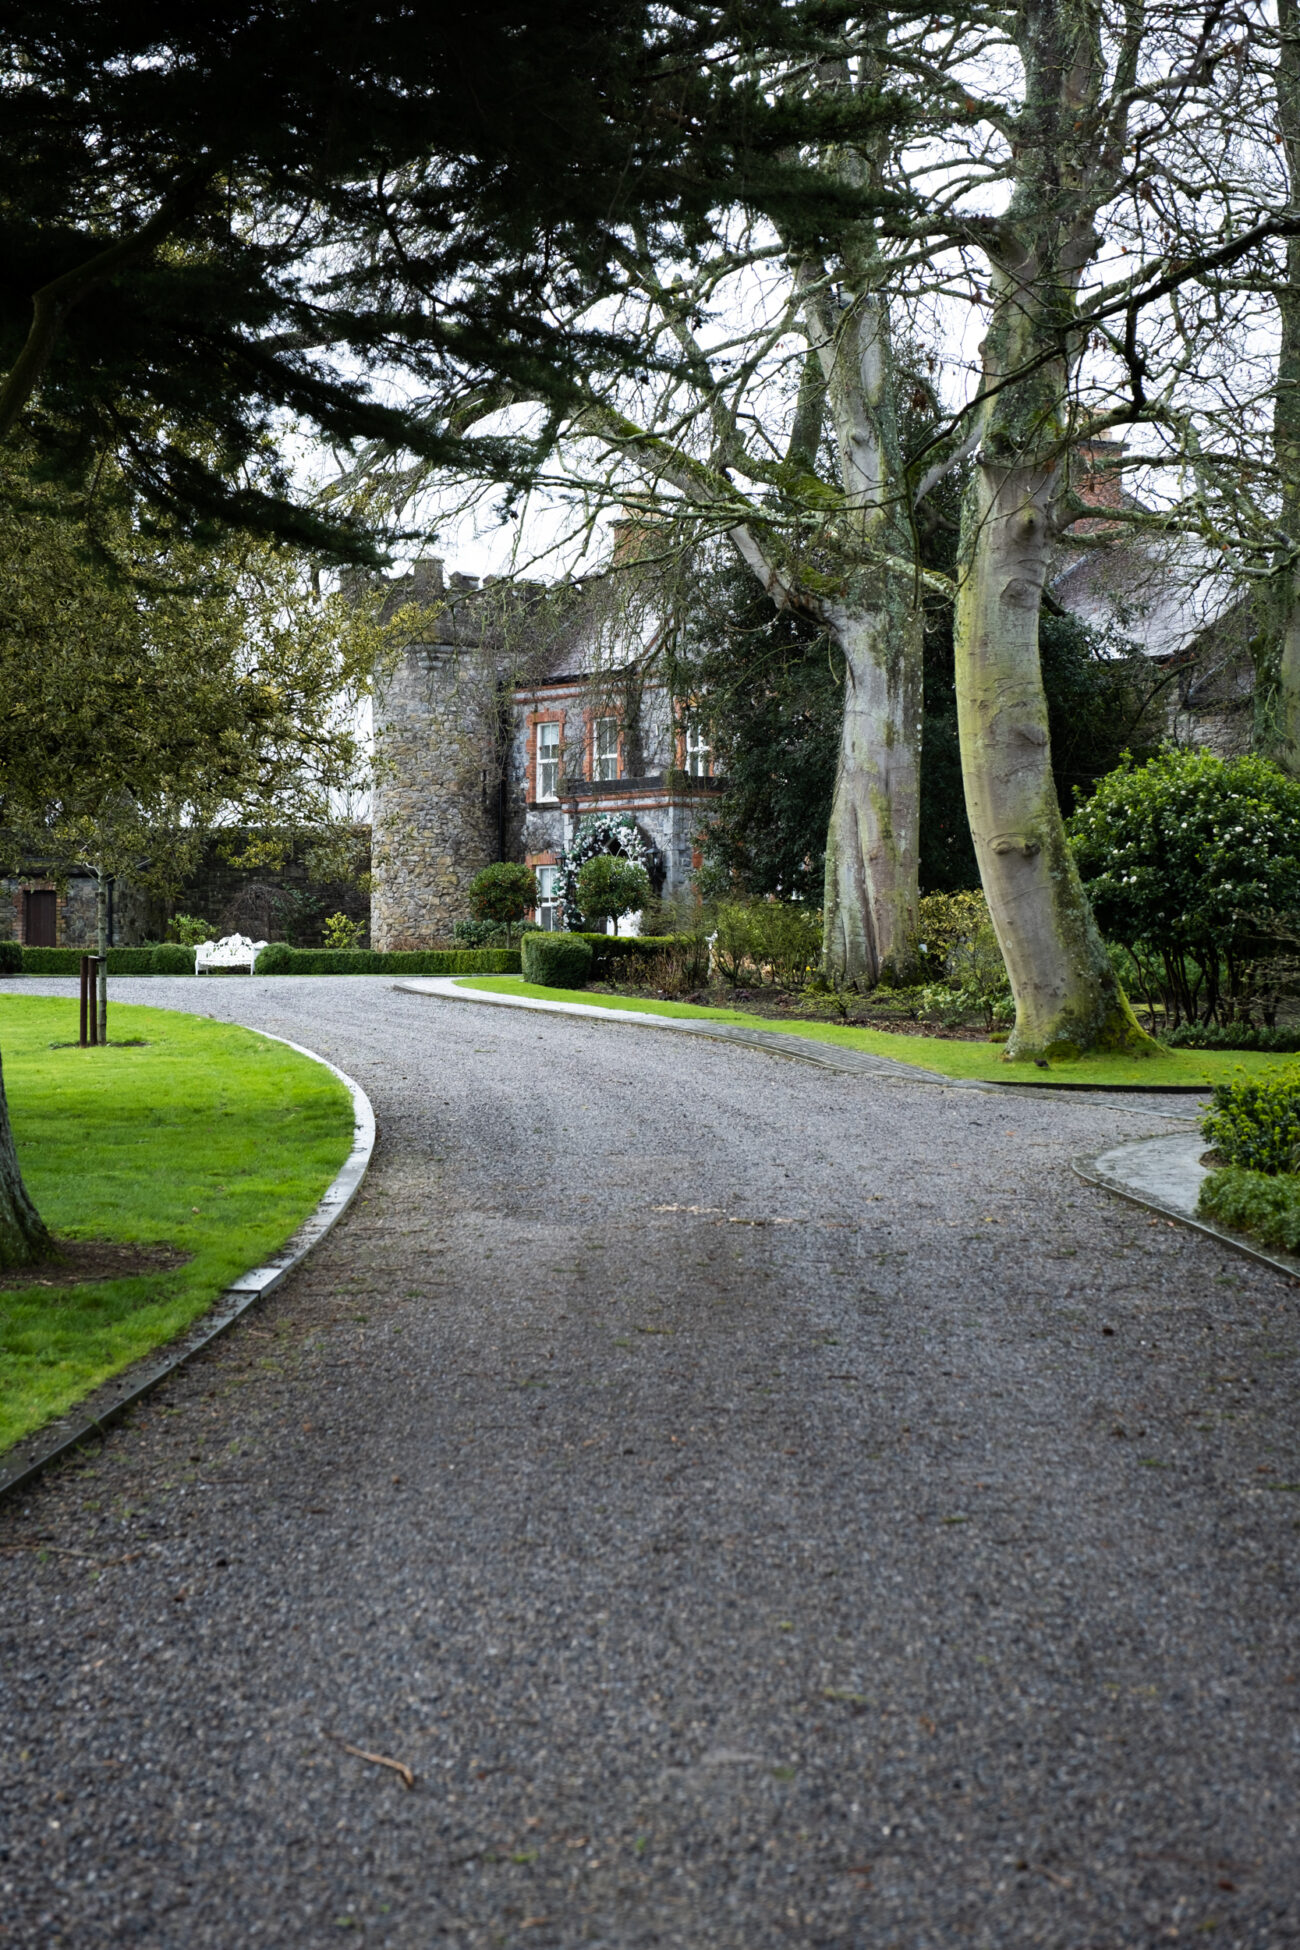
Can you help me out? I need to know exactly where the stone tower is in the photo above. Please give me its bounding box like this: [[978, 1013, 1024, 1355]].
[[370, 560, 502, 950]]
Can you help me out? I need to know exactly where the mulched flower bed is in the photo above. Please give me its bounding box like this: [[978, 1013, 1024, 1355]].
[[587, 981, 999, 1042]]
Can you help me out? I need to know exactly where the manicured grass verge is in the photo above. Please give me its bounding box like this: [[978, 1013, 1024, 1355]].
[[453, 976, 1300, 1089], [1198, 1166, 1300, 1253], [0, 995, 354, 1454]]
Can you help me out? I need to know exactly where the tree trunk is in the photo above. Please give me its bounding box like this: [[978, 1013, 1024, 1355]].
[[955, 460, 1147, 1057], [1257, 0, 1300, 773], [96, 874, 109, 1043], [813, 282, 923, 987], [951, 0, 1154, 1059], [0, 1051, 51, 1268], [823, 597, 921, 984]]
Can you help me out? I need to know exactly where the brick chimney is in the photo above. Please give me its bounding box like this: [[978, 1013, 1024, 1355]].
[[1069, 436, 1124, 531]]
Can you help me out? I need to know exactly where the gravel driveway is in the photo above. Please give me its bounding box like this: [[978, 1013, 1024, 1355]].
[[1, 975, 1297, 1948]]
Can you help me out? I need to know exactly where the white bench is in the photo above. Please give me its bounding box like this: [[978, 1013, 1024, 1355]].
[[195, 933, 268, 975]]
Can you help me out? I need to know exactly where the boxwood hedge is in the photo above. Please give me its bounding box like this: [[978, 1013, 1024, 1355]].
[[253, 944, 522, 975], [520, 932, 593, 987]]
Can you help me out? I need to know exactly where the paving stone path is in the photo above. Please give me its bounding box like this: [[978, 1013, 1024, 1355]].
[[1, 975, 1297, 1948]]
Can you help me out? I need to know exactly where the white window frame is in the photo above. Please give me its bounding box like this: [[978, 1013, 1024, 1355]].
[[535, 865, 562, 931], [536, 719, 560, 801], [593, 715, 621, 782], [685, 721, 711, 778]]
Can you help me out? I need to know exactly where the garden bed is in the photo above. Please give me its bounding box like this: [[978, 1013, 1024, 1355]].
[[454, 975, 1300, 1089], [0, 995, 354, 1453], [586, 978, 999, 1039]]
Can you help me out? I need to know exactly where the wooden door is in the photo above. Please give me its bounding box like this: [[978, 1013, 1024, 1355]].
[[22, 889, 56, 946]]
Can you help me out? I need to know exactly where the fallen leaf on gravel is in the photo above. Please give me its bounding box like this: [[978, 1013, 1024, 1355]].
[[329, 1737, 415, 1789]]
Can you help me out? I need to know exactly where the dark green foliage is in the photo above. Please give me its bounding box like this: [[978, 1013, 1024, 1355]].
[[469, 863, 538, 944], [1198, 1167, 1300, 1252], [150, 943, 195, 974], [712, 900, 821, 988], [452, 918, 509, 948], [1202, 1069, 1300, 1174], [680, 559, 1165, 902], [0, 941, 21, 974], [254, 945, 521, 976], [1069, 749, 1300, 1025], [575, 856, 652, 928], [20, 945, 168, 973], [1163, 1022, 1300, 1053], [1, 1, 687, 551], [572, 932, 708, 982], [520, 933, 593, 988], [674, 566, 842, 902]]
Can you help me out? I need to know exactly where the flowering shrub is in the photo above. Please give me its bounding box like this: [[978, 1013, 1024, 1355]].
[[1068, 749, 1300, 1026], [553, 813, 659, 928]]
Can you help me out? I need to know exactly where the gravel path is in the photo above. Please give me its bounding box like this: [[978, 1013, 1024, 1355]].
[[1, 975, 1297, 1949]]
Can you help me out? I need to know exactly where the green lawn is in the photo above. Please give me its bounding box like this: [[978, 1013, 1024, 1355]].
[[0, 995, 354, 1454], [454, 975, 1298, 1090]]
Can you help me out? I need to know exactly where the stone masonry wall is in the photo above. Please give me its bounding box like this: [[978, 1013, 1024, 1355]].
[[371, 644, 500, 949]]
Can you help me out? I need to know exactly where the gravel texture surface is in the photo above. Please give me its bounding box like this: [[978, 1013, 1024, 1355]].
[[1, 975, 1297, 1949]]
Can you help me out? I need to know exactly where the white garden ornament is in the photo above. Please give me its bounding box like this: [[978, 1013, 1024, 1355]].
[[194, 933, 268, 974]]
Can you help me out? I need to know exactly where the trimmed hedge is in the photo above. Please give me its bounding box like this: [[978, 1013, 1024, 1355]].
[[1202, 1068, 1300, 1175], [151, 943, 196, 974], [570, 932, 700, 979], [19, 944, 195, 975], [254, 944, 522, 975], [0, 940, 21, 974], [1162, 1022, 1300, 1053], [1199, 1165, 1300, 1253], [521, 932, 593, 988]]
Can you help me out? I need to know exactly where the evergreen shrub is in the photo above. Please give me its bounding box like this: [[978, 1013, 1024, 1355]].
[[150, 943, 196, 974], [1068, 749, 1300, 1026], [0, 940, 21, 974], [520, 932, 592, 988], [1198, 1167, 1300, 1253], [1202, 1069, 1300, 1175], [713, 899, 820, 988], [1163, 1022, 1300, 1053], [573, 932, 709, 983], [469, 862, 537, 944], [21, 946, 170, 974], [254, 945, 521, 975]]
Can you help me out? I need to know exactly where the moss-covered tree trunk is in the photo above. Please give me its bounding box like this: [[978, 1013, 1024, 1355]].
[[814, 286, 922, 987], [0, 1056, 50, 1268], [1256, 0, 1300, 773], [953, 0, 1152, 1059], [823, 592, 921, 985]]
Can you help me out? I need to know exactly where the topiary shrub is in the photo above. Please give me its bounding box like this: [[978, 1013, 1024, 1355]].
[[575, 855, 651, 933], [1202, 1068, 1300, 1175], [521, 931, 592, 989], [0, 940, 21, 974], [469, 862, 538, 945], [151, 943, 196, 974]]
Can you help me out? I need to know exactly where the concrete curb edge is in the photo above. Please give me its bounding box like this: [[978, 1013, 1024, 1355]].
[[0, 1031, 376, 1503], [1072, 1149, 1300, 1286], [396, 977, 1207, 1114]]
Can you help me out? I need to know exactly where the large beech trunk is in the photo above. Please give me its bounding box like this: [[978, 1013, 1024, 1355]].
[[814, 287, 922, 988], [0, 1058, 50, 1268], [955, 460, 1144, 1057], [1258, 0, 1300, 773], [951, 0, 1154, 1060], [823, 597, 921, 984]]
